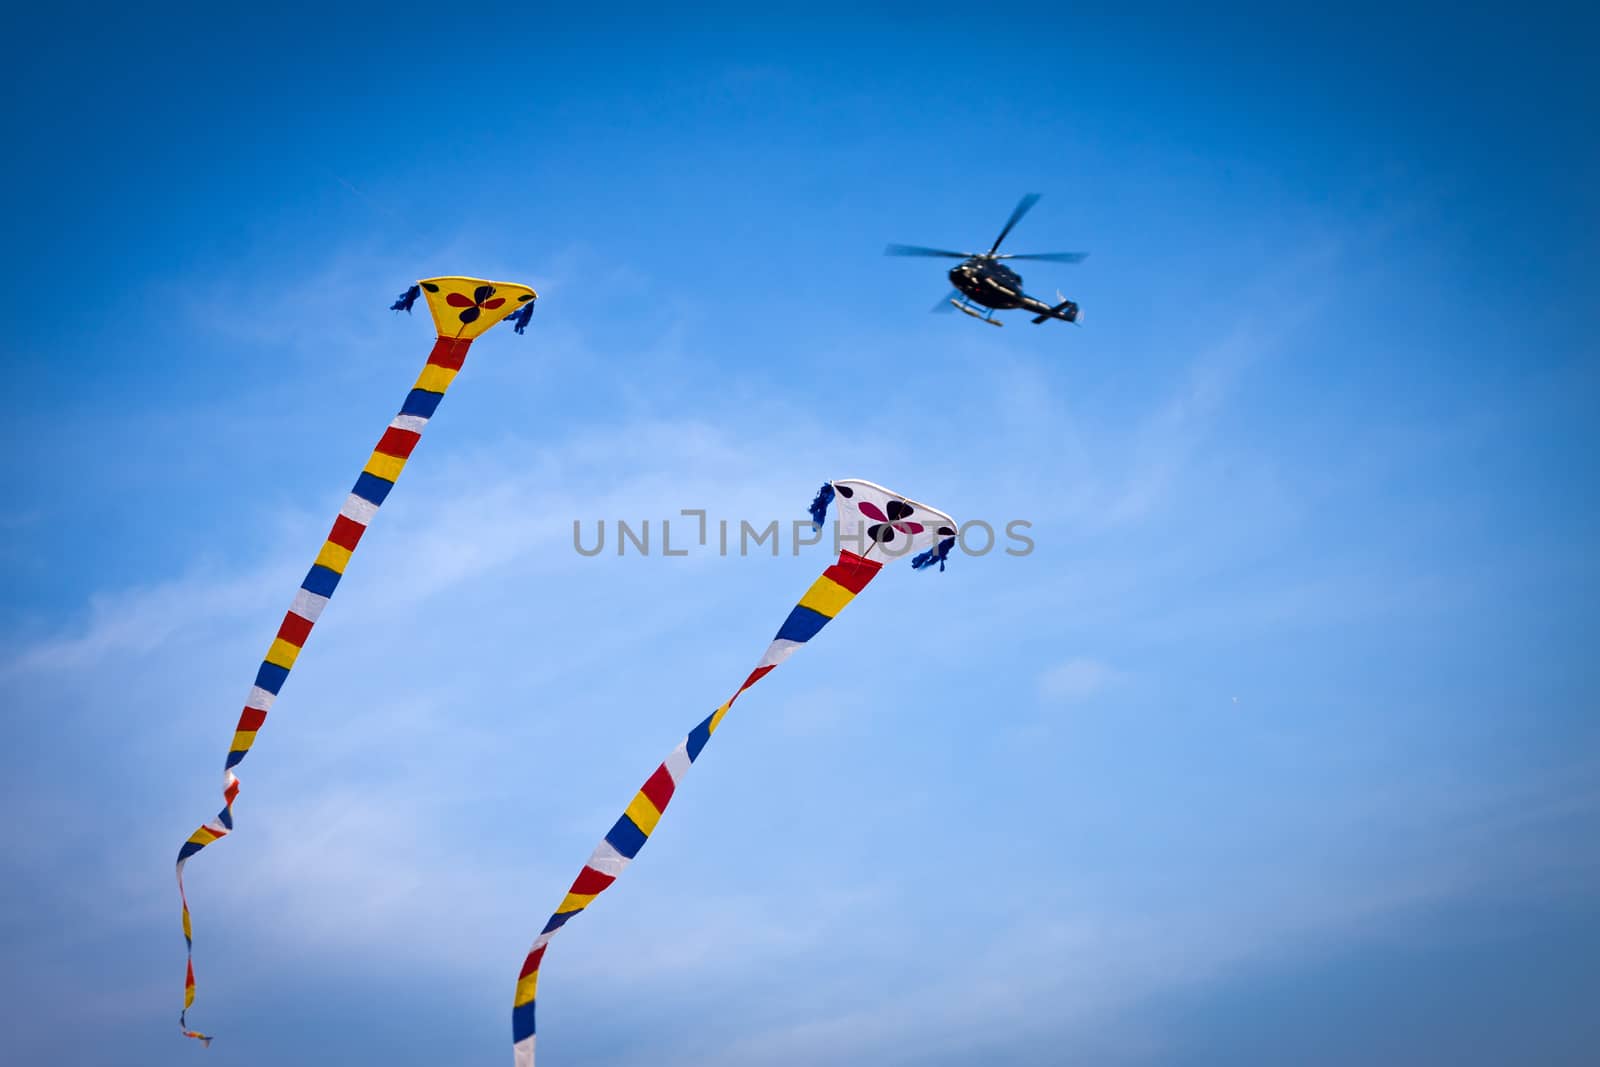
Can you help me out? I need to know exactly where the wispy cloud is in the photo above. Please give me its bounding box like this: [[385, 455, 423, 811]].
[[6, 230, 1595, 1067], [643, 771, 1600, 1067], [1039, 656, 1121, 703]]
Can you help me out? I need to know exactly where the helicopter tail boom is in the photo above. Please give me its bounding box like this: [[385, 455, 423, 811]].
[[1031, 296, 1081, 325]]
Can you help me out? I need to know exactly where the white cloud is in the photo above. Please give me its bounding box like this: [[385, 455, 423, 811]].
[[1039, 656, 1120, 703]]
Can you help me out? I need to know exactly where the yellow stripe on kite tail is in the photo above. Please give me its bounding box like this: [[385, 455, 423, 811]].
[[174, 277, 535, 1044], [510, 546, 886, 1067]]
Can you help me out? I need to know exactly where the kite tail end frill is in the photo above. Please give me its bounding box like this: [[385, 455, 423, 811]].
[[808, 482, 835, 530], [390, 285, 421, 313], [180, 971, 212, 1046]]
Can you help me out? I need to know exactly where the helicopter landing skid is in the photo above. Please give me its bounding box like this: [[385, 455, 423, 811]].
[[950, 298, 1003, 326]]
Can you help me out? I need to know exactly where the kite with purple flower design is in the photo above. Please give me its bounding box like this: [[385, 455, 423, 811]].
[[509, 478, 957, 1066]]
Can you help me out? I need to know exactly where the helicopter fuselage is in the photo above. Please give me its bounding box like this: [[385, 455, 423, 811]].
[[949, 258, 1026, 310]]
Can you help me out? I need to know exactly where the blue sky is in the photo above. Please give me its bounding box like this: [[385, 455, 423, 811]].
[[2, 8, 1596, 1066]]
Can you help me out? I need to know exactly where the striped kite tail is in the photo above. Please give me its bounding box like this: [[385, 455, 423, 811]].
[[175, 278, 536, 1043], [510, 549, 883, 1066]]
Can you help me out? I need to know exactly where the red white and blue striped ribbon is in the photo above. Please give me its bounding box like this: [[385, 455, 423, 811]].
[[511, 546, 889, 1065], [176, 276, 533, 1044]]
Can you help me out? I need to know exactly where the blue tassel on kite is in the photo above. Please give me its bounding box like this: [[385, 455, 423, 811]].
[[912, 536, 955, 572], [508, 300, 535, 334], [808, 483, 835, 530], [390, 285, 421, 313]]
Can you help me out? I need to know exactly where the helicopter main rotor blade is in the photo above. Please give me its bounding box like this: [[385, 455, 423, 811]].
[[932, 289, 961, 313], [885, 243, 972, 258], [995, 251, 1089, 263], [987, 193, 1040, 255]]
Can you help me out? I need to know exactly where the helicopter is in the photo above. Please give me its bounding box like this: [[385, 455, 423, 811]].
[[886, 194, 1087, 327]]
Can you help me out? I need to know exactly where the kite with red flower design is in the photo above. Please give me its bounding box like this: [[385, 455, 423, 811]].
[[175, 275, 535, 1047]]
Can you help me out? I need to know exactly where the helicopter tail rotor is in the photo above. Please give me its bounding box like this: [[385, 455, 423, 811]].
[[1031, 293, 1081, 325], [1061, 290, 1083, 325]]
